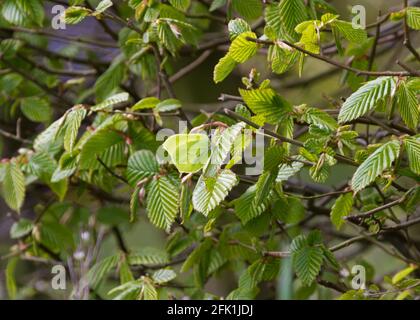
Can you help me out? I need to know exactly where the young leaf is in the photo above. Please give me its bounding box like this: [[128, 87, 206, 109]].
[[63, 107, 87, 152], [1, 0, 44, 27], [278, 0, 308, 39], [162, 134, 209, 173], [330, 193, 353, 230], [20, 97, 52, 123], [406, 7, 420, 30], [10, 218, 34, 239], [290, 234, 323, 286], [126, 150, 159, 187], [338, 77, 396, 124], [332, 20, 368, 43], [5, 258, 18, 300], [300, 107, 338, 131], [152, 268, 177, 284], [141, 279, 158, 300], [156, 99, 181, 112], [228, 31, 258, 63], [91, 92, 130, 111], [276, 157, 305, 182], [95, 0, 113, 14], [78, 130, 125, 169], [88, 255, 119, 289], [132, 97, 160, 110], [193, 169, 238, 216], [397, 81, 419, 131], [231, 0, 263, 20], [228, 18, 251, 39], [239, 87, 292, 124], [33, 116, 66, 153], [2, 162, 25, 213], [64, 6, 91, 24], [403, 137, 420, 175], [128, 248, 169, 266], [169, 0, 191, 12], [146, 176, 179, 230], [234, 185, 270, 224], [351, 140, 400, 192], [214, 55, 237, 83]]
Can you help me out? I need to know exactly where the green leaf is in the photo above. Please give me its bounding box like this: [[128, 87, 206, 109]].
[[269, 44, 299, 74], [181, 238, 212, 272], [332, 20, 368, 43], [39, 221, 74, 252], [295, 21, 320, 54], [253, 170, 277, 206], [132, 97, 160, 110], [10, 218, 34, 239], [91, 92, 130, 111], [1, 0, 44, 27], [152, 268, 177, 284], [64, 6, 91, 24], [278, 0, 308, 39], [407, 7, 420, 30], [128, 248, 169, 266], [210, 0, 226, 12], [63, 107, 87, 152], [338, 77, 396, 124], [300, 106, 338, 131], [20, 97, 52, 123], [234, 185, 271, 224], [0, 39, 23, 59], [78, 130, 125, 170], [264, 145, 286, 171], [141, 278, 158, 300], [202, 122, 246, 176], [33, 116, 66, 153], [169, 0, 191, 11], [146, 176, 179, 230], [130, 186, 140, 222], [392, 265, 417, 284], [330, 193, 353, 230], [213, 55, 237, 83], [239, 87, 292, 124], [273, 196, 305, 224], [163, 133, 209, 173], [397, 81, 419, 131], [88, 255, 119, 289], [51, 152, 78, 183], [156, 99, 182, 112], [126, 150, 159, 186], [119, 259, 134, 284], [108, 280, 140, 300], [228, 18, 251, 39], [231, 0, 263, 20], [290, 234, 323, 286], [5, 258, 18, 300], [351, 140, 400, 192], [2, 162, 25, 213], [403, 137, 420, 175], [228, 31, 258, 63], [193, 169, 238, 216], [95, 0, 113, 14], [276, 157, 305, 182]]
